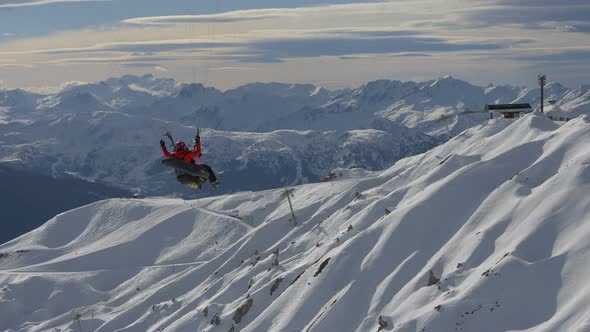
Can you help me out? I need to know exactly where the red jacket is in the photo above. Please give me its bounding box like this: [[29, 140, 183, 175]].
[[161, 143, 202, 163]]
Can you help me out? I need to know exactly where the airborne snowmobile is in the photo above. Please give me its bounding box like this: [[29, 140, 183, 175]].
[[160, 129, 219, 189]]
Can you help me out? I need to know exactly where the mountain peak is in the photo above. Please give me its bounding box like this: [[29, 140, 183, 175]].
[[429, 75, 471, 87], [36, 91, 113, 112], [178, 83, 220, 98]]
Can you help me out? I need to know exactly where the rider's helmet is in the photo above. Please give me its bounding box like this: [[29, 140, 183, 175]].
[[175, 141, 186, 150]]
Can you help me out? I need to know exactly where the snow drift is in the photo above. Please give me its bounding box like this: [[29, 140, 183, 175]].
[[1, 112, 590, 332]]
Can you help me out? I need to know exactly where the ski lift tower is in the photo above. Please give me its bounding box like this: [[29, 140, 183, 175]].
[[538, 73, 546, 113]]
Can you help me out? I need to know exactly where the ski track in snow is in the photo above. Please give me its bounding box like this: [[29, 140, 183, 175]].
[[1, 113, 590, 331]]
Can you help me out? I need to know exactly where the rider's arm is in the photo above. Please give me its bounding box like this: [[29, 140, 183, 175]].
[[186, 143, 201, 159], [161, 144, 173, 158]]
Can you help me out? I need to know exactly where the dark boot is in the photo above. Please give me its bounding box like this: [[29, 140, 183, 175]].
[[200, 164, 219, 187]]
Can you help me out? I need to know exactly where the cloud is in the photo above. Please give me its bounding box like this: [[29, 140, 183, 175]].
[[123, 9, 296, 25], [390, 53, 433, 57], [537, 21, 590, 33], [52, 55, 174, 64], [236, 35, 506, 63], [461, 1, 590, 32], [0, 0, 109, 8], [119, 63, 167, 74], [1, 0, 589, 88], [236, 56, 284, 64], [59, 80, 88, 89], [121, 62, 161, 68], [210, 66, 257, 71], [34, 40, 233, 55], [512, 49, 590, 63], [0, 63, 34, 68], [33, 29, 506, 65]]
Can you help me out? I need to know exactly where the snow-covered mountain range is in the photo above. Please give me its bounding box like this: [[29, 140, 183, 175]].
[[1, 74, 588, 198], [1, 112, 589, 331]]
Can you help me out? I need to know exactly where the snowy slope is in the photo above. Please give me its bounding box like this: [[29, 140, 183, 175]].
[[1, 112, 589, 331]]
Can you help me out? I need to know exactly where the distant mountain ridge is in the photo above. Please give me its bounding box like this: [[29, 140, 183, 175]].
[[0, 74, 588, 198]]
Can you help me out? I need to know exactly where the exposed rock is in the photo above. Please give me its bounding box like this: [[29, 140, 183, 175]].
[[270, 278, 284, 295], [427, 270, 440, 286], [314, 258, 331, 277], [378, 315, 391, 331], [233, 298, 254, 324]]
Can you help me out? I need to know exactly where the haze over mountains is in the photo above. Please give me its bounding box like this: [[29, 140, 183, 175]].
[[0, 166, 129, 245]]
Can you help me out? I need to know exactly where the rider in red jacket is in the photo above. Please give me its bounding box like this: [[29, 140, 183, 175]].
[[160, 135, 218, 189], [161, 140, 201, 162]]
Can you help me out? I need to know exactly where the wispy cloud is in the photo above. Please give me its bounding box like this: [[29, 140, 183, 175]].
[[121, 62, 161, 68], [461, 0, 590, 32], [35, 40, 233, 55], [237, 35, 505, 63], [512, 49, 590, 63], [122, 9, 297, 25], [0, 63, 33, 68], [390, 53, 432, 57], [0, 0, 109, 8], [153, 65, 167, 72], [0, 0, 588, 88], [210, 66, 257, 71], [49, 55, 175, 64]]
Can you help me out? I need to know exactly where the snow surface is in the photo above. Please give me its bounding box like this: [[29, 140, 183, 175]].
[[2, 112, 590, 331]]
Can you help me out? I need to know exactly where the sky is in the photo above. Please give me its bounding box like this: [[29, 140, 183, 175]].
[[0, 0, 588, 91]]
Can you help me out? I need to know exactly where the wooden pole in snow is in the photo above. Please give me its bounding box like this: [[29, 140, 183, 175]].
[[284, 188, 297, 226], [538, 73, 546, 113]]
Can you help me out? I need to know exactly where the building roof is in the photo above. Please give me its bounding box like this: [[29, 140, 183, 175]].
[[486, 103, 532, 111]]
